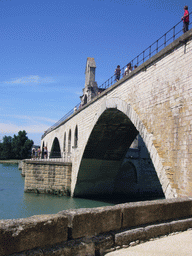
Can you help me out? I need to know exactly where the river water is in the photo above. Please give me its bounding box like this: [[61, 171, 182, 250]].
[[0, 163, 114, 220]]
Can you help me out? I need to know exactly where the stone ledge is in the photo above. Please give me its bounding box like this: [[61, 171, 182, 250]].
[[0, 214, 68, 255], [23, 160, 72, 166], [8, 218, 192, 256], [59, 206, 122, 239], [1, 198, 192, 255]]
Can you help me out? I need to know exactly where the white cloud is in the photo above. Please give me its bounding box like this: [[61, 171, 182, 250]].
[[4, 75, 55, 85], [0, 114, 57, 124], [0, 123, 49, 134]]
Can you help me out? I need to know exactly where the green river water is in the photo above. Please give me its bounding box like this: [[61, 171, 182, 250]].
[[0, 163, 114, 220]]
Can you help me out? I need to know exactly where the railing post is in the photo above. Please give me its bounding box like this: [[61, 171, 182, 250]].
[[143, 51, 145, 63], [149, 46, 151, 58], [164, 33, 166, 47], [173, 26, 175, 41], [122, 67, 124, 78], [156, 40, 158, 53]]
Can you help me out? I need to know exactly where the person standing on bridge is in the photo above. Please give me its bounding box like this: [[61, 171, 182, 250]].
[[124, 63, 132, 76], [115, 65, 121, 81], [181, 5, 189, 33]]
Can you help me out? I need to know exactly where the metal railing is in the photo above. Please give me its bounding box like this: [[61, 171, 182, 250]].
[[99, 15, 192, 89], [42, 16, 191, 138], [42, 102, 81, 138], [30, 151, 72, 162]]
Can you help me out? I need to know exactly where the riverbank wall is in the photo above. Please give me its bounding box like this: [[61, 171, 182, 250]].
[[0, 197, 192, 255], [23, 160, 72, 196]]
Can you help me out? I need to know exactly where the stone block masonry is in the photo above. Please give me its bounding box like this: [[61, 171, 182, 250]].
[[0, 198, 192, 255], [42, 29, 192, 199], [23, 160, 72, 196]]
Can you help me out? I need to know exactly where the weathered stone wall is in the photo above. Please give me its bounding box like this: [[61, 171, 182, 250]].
[[24, 160, 72, 196], [42, 29, 192, 199], [0, 198, 192, 255]]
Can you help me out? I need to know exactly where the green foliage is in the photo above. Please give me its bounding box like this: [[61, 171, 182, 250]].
[[0, 136, 14, 160], [0, 131, 34, 160]]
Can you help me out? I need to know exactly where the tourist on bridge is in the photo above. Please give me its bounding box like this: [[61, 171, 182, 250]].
[[124, 63, 132, 76], [181, 5, 189, 33], [44, 146, 47, 159], [37, 147, 41, 159], [31, 147, 36, 159], [114, 65, 121, 81]]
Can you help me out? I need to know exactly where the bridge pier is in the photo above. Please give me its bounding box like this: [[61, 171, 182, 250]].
[[23, 160, 72, 196]]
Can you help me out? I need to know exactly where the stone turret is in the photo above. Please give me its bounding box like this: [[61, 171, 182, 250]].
[[80, 57, 98, 105]]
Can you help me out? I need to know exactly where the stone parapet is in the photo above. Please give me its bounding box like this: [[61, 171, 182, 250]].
[[1, 198, 191, 255]]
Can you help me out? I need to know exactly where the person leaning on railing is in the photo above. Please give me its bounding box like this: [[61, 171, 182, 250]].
[[181, 5, 189, 33]]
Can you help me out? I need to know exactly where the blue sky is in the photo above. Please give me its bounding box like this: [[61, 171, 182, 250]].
[[0, 0, 189, 145]]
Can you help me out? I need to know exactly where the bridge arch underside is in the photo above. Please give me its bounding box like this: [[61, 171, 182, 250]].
[[74, 108, 164, 202]]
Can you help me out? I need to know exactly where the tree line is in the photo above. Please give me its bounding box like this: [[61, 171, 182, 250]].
[[0, 130, 33, 160]]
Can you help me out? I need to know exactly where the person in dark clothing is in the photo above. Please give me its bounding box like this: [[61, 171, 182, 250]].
[[181, 6, 189, 33], [115, 65, 121, 81]]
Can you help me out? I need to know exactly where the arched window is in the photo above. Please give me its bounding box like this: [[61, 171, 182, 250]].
[[50, 137, 61, 158], [63, 132, 66, 152], [74, 126, 78, 148], [68, 130, 71, 153]]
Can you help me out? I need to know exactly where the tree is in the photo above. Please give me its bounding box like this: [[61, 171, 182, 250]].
[[0, 136, 13, 159], [0, 131, 34, 160], [12, 131, 33, 159]]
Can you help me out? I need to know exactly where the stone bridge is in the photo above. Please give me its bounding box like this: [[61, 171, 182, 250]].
[[38, 30, 192, 199]]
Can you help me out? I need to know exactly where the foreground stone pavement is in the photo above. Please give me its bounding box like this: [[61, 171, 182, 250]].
[[105, 229, 192, 256]]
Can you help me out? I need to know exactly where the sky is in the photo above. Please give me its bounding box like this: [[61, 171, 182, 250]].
[[0, 0, 190, 145]]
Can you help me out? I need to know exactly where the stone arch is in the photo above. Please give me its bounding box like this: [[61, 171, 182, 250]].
[[50, 137, 61, 158], [72, 97, 176, 199], [104, 98, 176, 198], [82, 108, 138, 160], [74, 125, 78, 148], [74, 108, 139, 197], [68, 129, 71, 153], [63, 132, 66, 152]]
